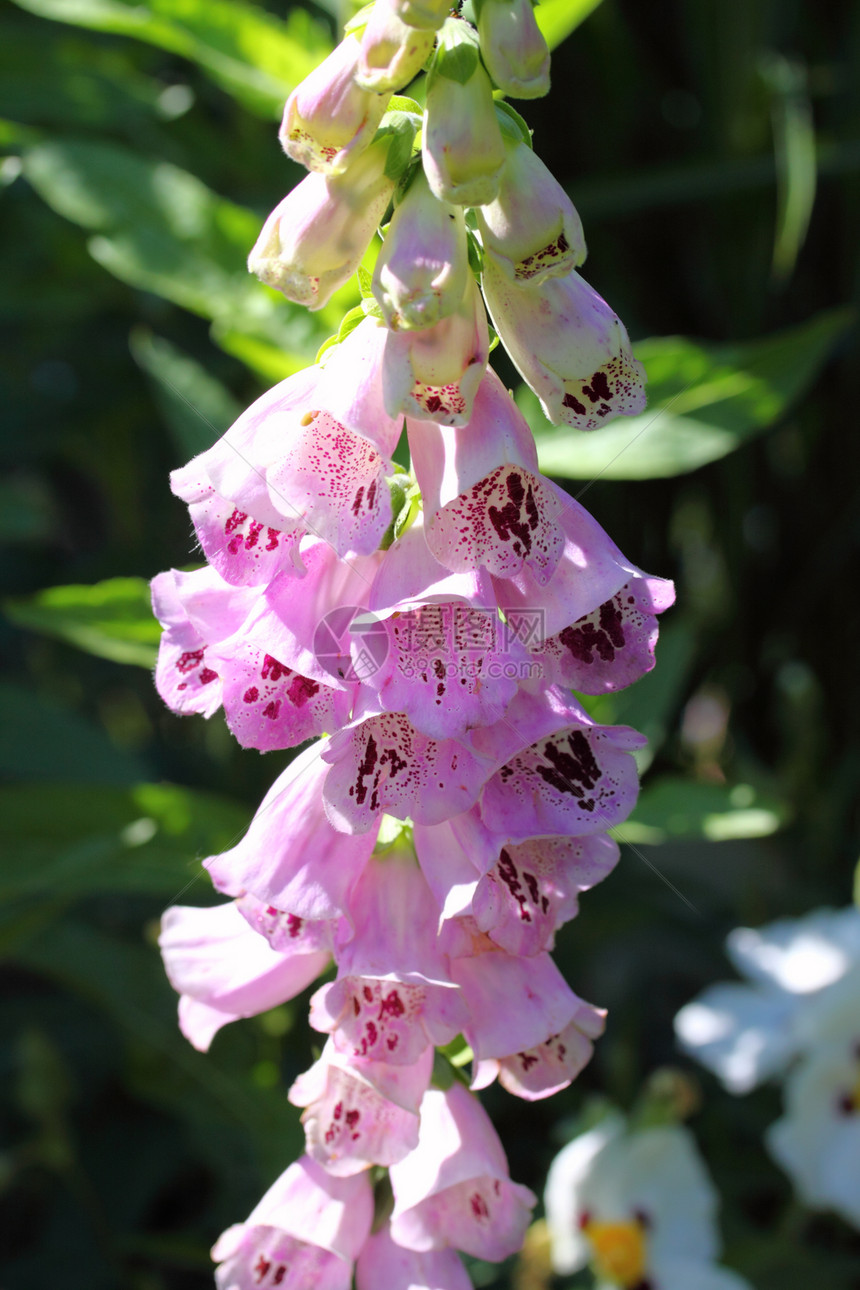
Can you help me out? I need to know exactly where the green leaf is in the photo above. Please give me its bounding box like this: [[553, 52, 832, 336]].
[[378, 110, 419, 181], [0, 24, 172, 132], [763, 54, 817, 283], [12, 917, 303, 1177], [534, 0, 604, 51], [530, 307, 856, 480], [4, 577, 159, 667], [0, 683, 151, 783], [21, 137, 326, 362], [130, 329, 242, 459], [0, 781, 249, 900], [619, 777, 789, 845], [10, 0, 332, 119]]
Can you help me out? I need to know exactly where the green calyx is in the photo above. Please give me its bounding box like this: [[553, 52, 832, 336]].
[[379, 473, 421, 550], [428, 16, 481, 89]]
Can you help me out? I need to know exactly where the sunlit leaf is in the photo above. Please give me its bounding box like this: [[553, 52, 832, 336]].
[[10, 0, 332, 118], [763, 54, 816, 283], [21, 138, 326, 363], [0, 781, 248, 899], [619, 777, 789, 844], [0, 25, 170, 131], [535, 0, 603, 51], [529, 307, 855, 479], [5, 577, 159, 667], [131, 329, 242, 460]]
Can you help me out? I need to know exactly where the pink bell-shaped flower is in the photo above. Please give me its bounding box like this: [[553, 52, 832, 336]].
[[474, 137, 586, 284], [280, 34, 391, 175], [482, 259, 648, 430], [475, 0, 550, 99], [289, 1039, 433, 1175], [373, 168, 470, 332], [170, 336, 401, 569], [382, 274, 489, 426], [389, 1082, 536, 1259], [356, 0, 436, 93], [309, 847, 467, 1061], [248, 134, 398, 311], [212, 1156, 373, 1290], [422, 20, 506, 206]]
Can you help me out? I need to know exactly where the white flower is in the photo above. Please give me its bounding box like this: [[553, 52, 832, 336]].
[[675, 907, 860, 1093], [766, 1035, 860, 1228], [544, 1114, 750, 1290]]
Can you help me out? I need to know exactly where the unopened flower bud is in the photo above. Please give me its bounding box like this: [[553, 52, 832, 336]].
[[389, 0, 451, 31], [248, 136, 398, 311], [422, 18, 506, 206], [356, 0, 436, 92], [475, 137, 586, 284], [475, 0, 551, 99], [482, 256, 647, 430], [280, 34, 390, 174], [373, 169, 469, 330]]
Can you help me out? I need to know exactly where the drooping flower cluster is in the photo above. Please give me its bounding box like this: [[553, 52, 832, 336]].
[[675, 905, 860, 1229], [544, 1111, 752, 1290], [151, 5, 673, 1286]]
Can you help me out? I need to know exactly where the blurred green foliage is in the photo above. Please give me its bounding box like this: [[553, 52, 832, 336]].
[[1, 0, 859, 1287]]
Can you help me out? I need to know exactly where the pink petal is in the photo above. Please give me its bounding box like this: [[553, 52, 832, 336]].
[[480, 721, 645, 840], [382, 276, 488, 427], [205, 743, 378, 920], [452, 948, 582, 1059], [159, 902, 330, 1051], [290, 1043, 432, 1175], [389, 1085, 535, 1259], [265, 409, 392, 556], [213, 1157, 373, 1289], [356, 1226, 473, 1290], [470, 833, 620, 956], [214, 643, 350, 752], [474, 1006, 606, 1101], [529, 575, 676, 692], [407, 366, 539, 516], [369, 601, 526, 741]]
